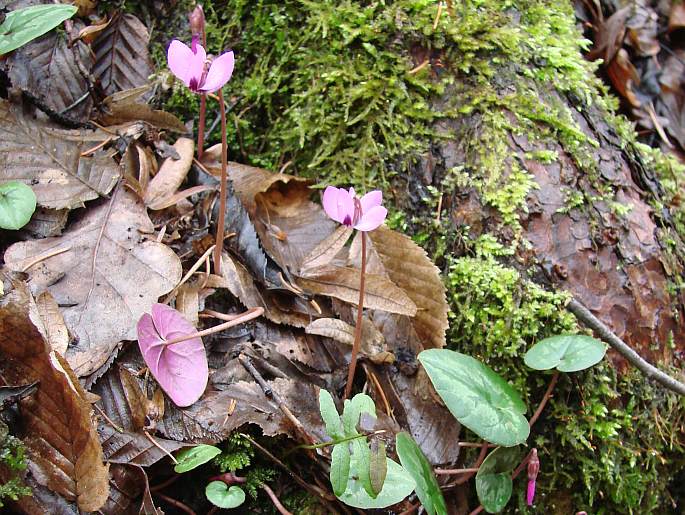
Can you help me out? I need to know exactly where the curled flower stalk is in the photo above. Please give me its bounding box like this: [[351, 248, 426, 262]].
[[167, 31, 234, 275], [322, 186, 387, 399]]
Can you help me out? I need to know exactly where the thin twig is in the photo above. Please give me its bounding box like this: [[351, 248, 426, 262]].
[[238, 354, 315, 445], [20, 245, 72, 272], [344, 232, 367, 400], [144, 430, 178, 464], [152, 491, 196, 515], [528, 370, 560, 428], [567, 298, 685, 396], [163, 244, 215, 303], [94, 403, 124, 433], [261, 484, 293, 515], [213, 88, 229, 275]]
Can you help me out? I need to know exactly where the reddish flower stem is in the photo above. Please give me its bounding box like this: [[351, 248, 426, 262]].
[[261, 484, 293, 515], [154, 307, 263, 346], [528, 370, 560, 428], [344, 231, 366, 400], [213, 88, 228, 275]]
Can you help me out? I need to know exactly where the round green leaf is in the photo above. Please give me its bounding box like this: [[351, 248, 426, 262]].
[[0, 5, 78, 56], [418, 349, 529, 446], [396, 432, 447, 515], [524, 335, 606, 372], [337, 457, 415, 509], [475, 447, 522, 513], [0, 181, 36, 230], [205, 482, 245, 509], [174, 444, 221, 473]]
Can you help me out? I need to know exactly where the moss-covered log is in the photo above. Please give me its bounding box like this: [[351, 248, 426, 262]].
[[134, 0, 685, 511]]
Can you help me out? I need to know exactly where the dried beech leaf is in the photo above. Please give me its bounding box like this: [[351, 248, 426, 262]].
[[4, 190, 182, 377], [299, 224, 353, 275], [366, 226, 449, 349], [118, 367, 148, 431], [0, 100, 120, 210], [296, 266, 417, 316], [144, 138, 194, 209], [5, 29, 94, 122], [305, 317, 392, 364], [176, 282, 200, 327], [22, 207, 69, 238], [100, 87, 187, 132], [98, 424, 187, 467], [91, 13, 153, 96], [35, 291, 69, 355], [0, 279, 109, 511]]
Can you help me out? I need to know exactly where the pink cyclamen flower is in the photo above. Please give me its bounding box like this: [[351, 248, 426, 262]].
[[322, 186, 387, 232], [167, 38, 234, 94], [526, 448, 540, 506]]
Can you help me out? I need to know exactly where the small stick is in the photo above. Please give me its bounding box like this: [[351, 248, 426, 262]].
[[435, 467, 480, 475], [163, 244, 215, 303], [433, 1, 443, 29], [238, 354, 315, 446], [567, 298, 685, 396], [20, 245, 72, 272], [213, 88, 229, 276], [94, 403, 124, 433], [344, 231, 367, 400], [144, 430, 178, 464], [152, 492, 196, 515], [365, 366, 393, 417], [156, 308, 264, 346], [528, 370, 560, 428], [408, 59, 430, 75], [261, 484, 293, 515]]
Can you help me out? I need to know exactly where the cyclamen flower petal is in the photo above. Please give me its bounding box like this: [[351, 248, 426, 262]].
[[167, 39, 206, 88], [526, 479, 536, 506], [321, 186, 387, 232], [137, 303, 208, 407], [199, 50, 235, 93]]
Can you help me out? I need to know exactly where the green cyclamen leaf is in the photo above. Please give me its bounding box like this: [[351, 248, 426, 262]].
[[0, 181, 37, 230], [524, 334, 606, 372], [418, 349, 529, 446], [319, 389, 345, 440], [0, 5, 78, 56], [395, 432, 447, 515], [174, 444, 221, 473], [342, 393, 376, 436], [205, 482, 246, 509], [369, 439, 387, 497], [330, 443, 351, 497], [475, 446, 522, 513], [337, 457, 415, 509]]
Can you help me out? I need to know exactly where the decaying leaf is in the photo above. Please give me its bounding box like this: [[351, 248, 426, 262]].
[[365, 227, 449, 349], [299, 224, 353, 275], [0, 278, 109, 511], [297, 266, 417, 317], [4, 189, 182, 377], [98, 424, 187, 467], [305, 317, 393, 364], [99, 86, 187, 132], [0, 99, 120, 210], [91, 13, 153, 97], [35, 291, 69, 356], [143, 137, 194, 209], [22, 207, 69, 238]]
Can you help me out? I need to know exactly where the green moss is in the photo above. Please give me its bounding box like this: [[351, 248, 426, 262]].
[[213, 432, 255, 472], [0, 422, 30, 508]]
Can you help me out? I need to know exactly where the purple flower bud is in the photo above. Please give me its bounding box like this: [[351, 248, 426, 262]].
[[189, 5, 205, 38], [526, 449, 540, 506]]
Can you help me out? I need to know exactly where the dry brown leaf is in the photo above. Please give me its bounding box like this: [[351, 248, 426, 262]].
[[0, 100, 120, 210], [99, 424, 187, 467], [365, 226, 449, 349], [92, 13, 153, 96], [99, 86, 187, 132], [305, 317, 393, 364], [22, 207, 69, 238], [299, 224, 353, 275], [176, 282, 200, 327], [118, 367, 148, 431], [0, 279, 109, 511], [35, 291, 69, 356], [296, 266, 417, 316], [4, 190, 182, 377], [77, 17, 111, 43], [4, 29, 94, 122], [143, 137, 194, 209]]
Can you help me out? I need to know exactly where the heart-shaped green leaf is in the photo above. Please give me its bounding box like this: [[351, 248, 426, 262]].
[[337, 457, 415, 509], [524, 334, 606, 372], [174, 444, 221, 473], [319, 389, 344, 440], [418, 349, 529, 446], [205, 482, 245, 509], [475, 446, 522, 513], [0, 181, 36, 230], [0, 5, 78, 56], [395, 432, 447, 515], [330, 443, 351, 497]]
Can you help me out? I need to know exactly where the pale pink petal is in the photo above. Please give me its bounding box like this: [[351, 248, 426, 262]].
[[322, 186, 344, 223], [335, 188, 355, 225], [137, 303, 208, 407], [354, 205, 387, 231], [167, 39, 206, 88], [199, 50, 235, 93], [360, 190, 382, 213]]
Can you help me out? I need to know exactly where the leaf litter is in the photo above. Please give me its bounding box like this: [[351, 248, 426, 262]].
[[0, 5, 462, 512]]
